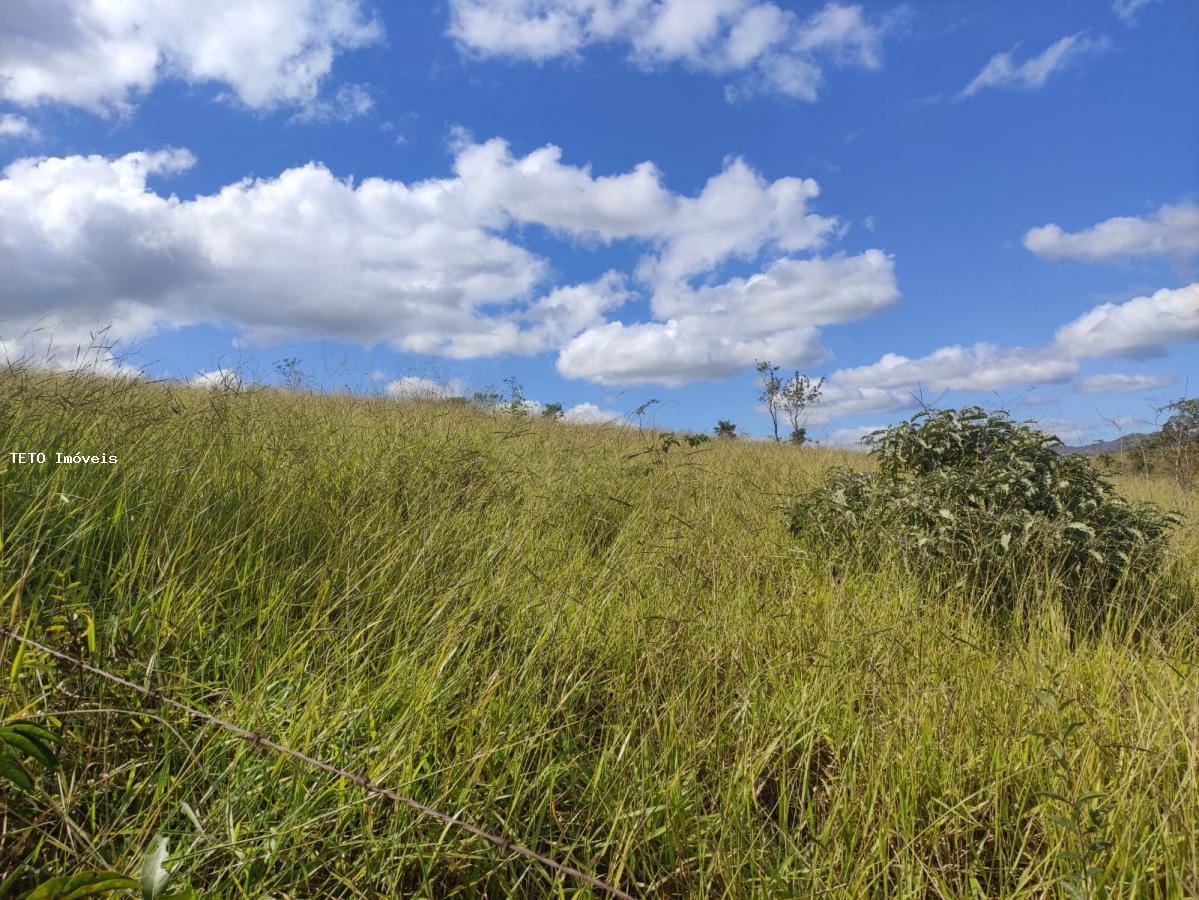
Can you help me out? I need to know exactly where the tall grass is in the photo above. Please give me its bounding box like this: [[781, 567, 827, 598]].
[[1, 369, 1196, 897]]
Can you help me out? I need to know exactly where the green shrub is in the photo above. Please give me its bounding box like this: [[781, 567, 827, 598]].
[[789, 407, 1177, 612]]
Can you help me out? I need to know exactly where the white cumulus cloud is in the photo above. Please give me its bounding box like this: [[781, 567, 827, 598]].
[[557, 317, 827, 386], [811, 343, 1079, 422], [449, 1, 895, 101], [562, 402, 625, 424], [810, 283, 1198, 425], [191, 368, 243, 388], [1053, 283, 1199, 358], [0, 147, 545, 352], [2, 138, 891, 386], [0, 0, 381, 114], [1024, 202, 1199, 262], [558, 251, 898, 385], [828, 344, 1078, 394], [385, 376, 469, 400], [0, 114, 39, 140]]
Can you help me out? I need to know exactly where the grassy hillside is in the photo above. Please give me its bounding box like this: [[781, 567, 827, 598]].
[[2, 371, 1196, 898]]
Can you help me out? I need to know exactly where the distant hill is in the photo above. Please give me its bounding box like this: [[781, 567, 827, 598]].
[[1055, 432, 1155, 456]]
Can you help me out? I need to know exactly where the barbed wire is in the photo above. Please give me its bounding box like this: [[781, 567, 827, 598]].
[[0, 626, 634, 899]]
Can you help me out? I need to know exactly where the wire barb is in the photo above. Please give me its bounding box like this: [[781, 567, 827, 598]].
[[0, 626, 634, 899]]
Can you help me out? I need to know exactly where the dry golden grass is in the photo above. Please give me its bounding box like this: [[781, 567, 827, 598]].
[[1, 370, 1196, 897]]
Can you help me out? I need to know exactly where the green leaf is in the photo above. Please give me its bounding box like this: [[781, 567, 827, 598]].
[[1048, 812, 1077, 831], [1037, 791, 1072, 806], [180, 802, 205, 836], [22, 871, 138, 900], [0, 746, 34, 791], [0, 728, 59, 769], [141, 836, 171, 900], [1034, 690, 1059, 713], [7, 722, 64, 746]]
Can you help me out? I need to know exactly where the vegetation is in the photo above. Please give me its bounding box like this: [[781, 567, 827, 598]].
[[781, 372, 824, 446], [755, 361, 823, 445], [756, 362, 785, 442], [1130, 397, 1199, 489], [1, 371, 1196, 897], [790, 408, 1179, 618], [714, 419, 738, 439]]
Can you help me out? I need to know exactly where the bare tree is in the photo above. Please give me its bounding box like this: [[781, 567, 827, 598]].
[[756, 360, 783, 442], [780, 373, 824, 445]]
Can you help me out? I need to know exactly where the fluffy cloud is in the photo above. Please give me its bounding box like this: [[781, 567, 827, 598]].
[[385, 376, 469, 400], [1077, 372, 1175, 393], [0, 326, 144, 377], [961, 33, 1109, 98], [191, 368, 243, 388], [558, 252, 898, 385], [809, 343, 1078, 422], [650, 251, 898, 324], [0, 0, 381, 114], [830, 343, 1078, 393], [557, 317, 826, 386], [1052, 284, 1199, 358], [0, 147, 545, 351], [811, 284, 1198, 425], [407, 272, 632, 358], [562, 402, 625, 424], [450, 139, 835, 285], [449, 1, 894, 101], [0, 114, 39, 140], [2, 138, 886, 382], [1024, 202, 1199, 262]]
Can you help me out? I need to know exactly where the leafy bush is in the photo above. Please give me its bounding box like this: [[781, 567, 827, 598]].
[[789, 407, 1177, 611]]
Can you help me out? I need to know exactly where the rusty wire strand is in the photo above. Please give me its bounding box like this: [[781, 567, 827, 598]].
[[0, 626, 634, 899]]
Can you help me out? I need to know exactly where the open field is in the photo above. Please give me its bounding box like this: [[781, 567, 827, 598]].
[[1, 371, 1197, 897]]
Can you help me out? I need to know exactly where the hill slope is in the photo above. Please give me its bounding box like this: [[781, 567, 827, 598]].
[[1, 372, 1196, 897], [1056, 432, 1155, 455]]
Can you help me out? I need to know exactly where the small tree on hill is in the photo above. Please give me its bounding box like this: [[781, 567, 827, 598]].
[[781, 373, 823, 445], [1155, 396, 1198, 487], [503, 377, 529, 415], [1160, 397, 1199, 443], [715, 420, 738, 439], [542, 402, 564, 420], [756, 360, 783, 442]]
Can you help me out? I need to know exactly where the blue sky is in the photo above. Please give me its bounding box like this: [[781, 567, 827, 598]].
[[1, 0, 1196, 443]]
